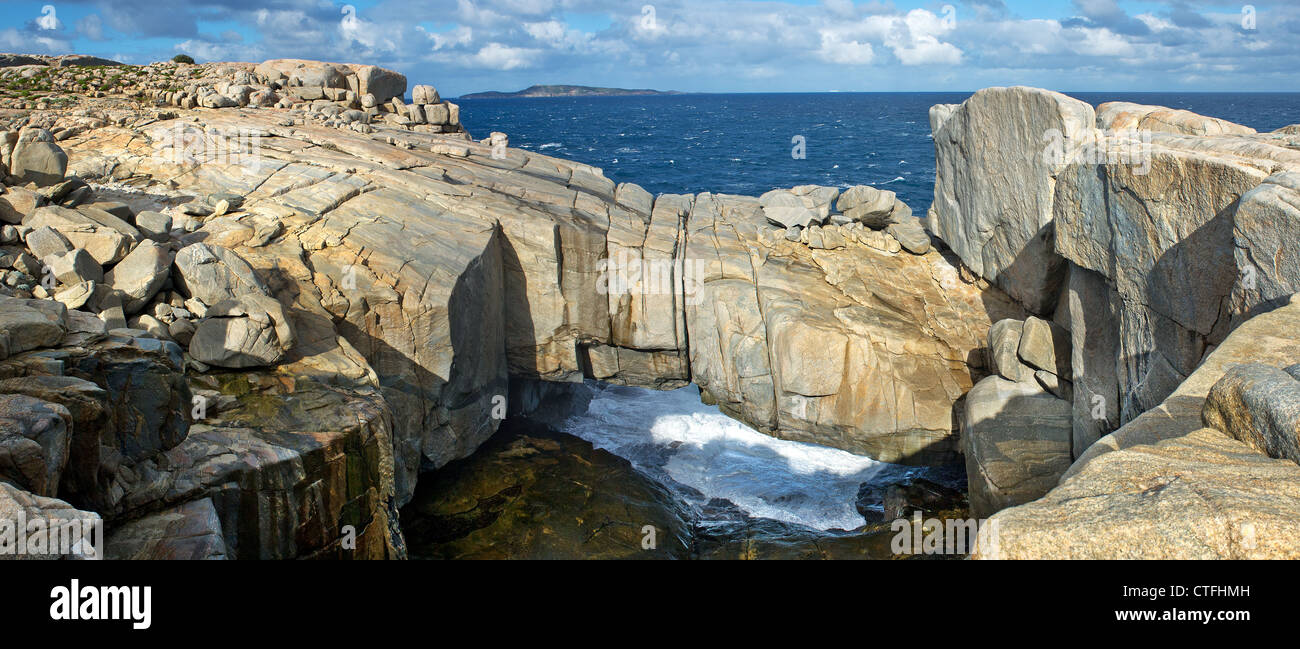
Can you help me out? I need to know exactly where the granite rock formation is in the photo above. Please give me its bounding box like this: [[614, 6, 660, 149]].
[[0, 55, 1026, 559]]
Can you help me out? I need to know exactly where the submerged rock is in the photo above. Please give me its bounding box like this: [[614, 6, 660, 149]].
[[403, 418, 958, 560], [401, 419, 695, 560]]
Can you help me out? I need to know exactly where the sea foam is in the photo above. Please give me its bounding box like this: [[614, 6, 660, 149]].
[[559, 382, 902, 531]]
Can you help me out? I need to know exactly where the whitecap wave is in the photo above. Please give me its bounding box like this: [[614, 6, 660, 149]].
[[558, 383, 903, 531]]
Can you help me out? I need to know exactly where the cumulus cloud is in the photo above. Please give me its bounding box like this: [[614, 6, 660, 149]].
[[817, 31, 875, 65], [0, 0, 1296, 93], [469, 42, 542, 70], [76, 14, 106, 41]]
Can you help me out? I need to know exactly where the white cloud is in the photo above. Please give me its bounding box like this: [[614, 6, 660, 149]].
[[15, 0, 1300, 94], [817, 31, 875, 65], [339, 4, 396, 52], [883, 10, 964, 66], [469, 42, 541, 70], [424, 25, 473, 51], [77, 14, 106, 41]]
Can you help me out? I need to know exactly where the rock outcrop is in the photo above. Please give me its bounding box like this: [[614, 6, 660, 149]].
[[929, 87, 1091, 314], [0, 55, 1036, 559], [978, 298, 1300, 559], [963, 314, 1073, 517], [1202, 363, 1300, 466], [13, 55, 1294, 560], [931, 88, 1300, 531]]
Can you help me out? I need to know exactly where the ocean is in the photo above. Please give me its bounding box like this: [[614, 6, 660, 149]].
[[457, 92, 1300, 212]]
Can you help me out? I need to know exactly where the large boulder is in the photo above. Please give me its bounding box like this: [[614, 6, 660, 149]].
[[1053, 118, 1300, 424], [189, 293, 295, 368], [836, 185, 895, 228], [988, 319, 1030, 382], [105, 498, 228, 560], [23, 226, 72, 260], [172, 243, 269, 307], [411, 84, 440, 105], [979, 299, 1300, 559], [1229, 172, 1300, 322], [23, 205, 135, 266], [352, 64, 406, 104], [759, 189, 817, 229], [254, 59, 347, 88], [0, 186, 44, 224], [114, 380, 399, 559], [0, 297, 67, 357], [962, 376, 1072, 518], [1202, 363, 1300, 465], [44, 248, 102, 286], [929, 87, 1093, 313], [104, 240, 172, 314], [0, 482, 101, 559], [1097, 101, 1258, 136], [60, 336, 191, 467], [0, 394, 72, 497], [887, 218, 930, 255], [0, 376, 108, 507], [11, 135, 68, 187], [1018, 316, 1070, 378]]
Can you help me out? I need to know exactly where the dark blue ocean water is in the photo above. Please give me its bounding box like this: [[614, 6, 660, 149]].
[[456, 92, 1300, 212]]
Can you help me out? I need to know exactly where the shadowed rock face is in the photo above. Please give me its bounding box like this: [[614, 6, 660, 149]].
[[930, 87, 1300, 490], [979, 299, 1300, 559], [1050, 108, 1300, 428]]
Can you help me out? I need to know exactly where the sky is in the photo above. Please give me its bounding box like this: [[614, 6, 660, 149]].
[[0, 0, 1295, 96]]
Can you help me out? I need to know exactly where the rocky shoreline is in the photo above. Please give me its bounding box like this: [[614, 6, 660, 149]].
[[0, 53, 1297, 559]]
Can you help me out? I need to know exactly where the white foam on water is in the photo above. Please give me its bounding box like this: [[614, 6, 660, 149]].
[[558, 383, 896, 531]]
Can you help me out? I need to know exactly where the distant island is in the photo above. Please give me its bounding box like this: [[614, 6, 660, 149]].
[[459, 84, 682, 99]]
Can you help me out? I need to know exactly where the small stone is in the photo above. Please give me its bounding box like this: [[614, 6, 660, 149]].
[[989, 319, 1032, 383], [45, 248, 104, 285], [1018, 316, 1071, 378], [135, 211, 172, 242], [24, 226, 73, 260]]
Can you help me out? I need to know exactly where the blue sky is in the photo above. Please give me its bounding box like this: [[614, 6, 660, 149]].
[[0, 0, 1295, 95]]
